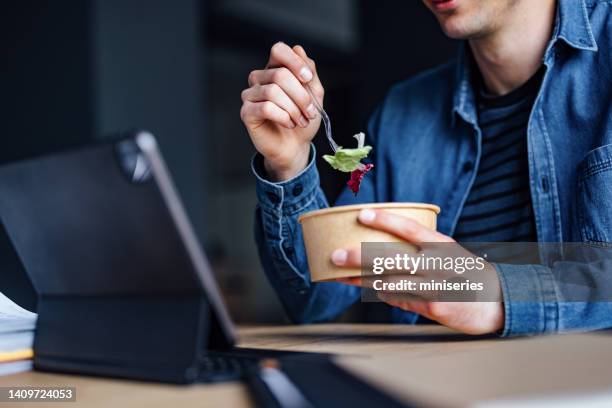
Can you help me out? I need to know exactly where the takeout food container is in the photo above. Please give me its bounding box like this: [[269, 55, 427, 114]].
[[298, 203, 440, 282]]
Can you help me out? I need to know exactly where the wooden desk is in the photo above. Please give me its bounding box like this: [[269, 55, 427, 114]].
[[3, 324, 612, 407]]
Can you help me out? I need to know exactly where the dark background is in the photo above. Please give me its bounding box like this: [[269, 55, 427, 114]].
[[2, 0, 456, 322]]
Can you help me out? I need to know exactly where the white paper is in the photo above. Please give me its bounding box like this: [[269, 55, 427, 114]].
[[0, 360, 33, 376], [0, 291, 36, 335], [0, 292, 36, 356]]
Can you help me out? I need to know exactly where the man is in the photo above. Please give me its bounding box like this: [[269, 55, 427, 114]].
[[240, 0, 612, 336]]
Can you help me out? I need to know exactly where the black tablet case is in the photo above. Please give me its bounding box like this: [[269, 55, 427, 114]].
[[0, 135, 233, 383]]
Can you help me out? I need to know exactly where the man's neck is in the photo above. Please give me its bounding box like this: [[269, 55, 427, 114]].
[[469, 0, 557, 96]]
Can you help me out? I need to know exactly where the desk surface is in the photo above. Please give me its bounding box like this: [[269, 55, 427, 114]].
[[3, 324, 612, 407]]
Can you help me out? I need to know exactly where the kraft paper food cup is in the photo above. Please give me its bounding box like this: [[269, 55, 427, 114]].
[[298, 203, 440, 282]]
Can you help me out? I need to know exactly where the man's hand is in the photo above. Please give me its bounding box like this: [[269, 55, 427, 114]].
[[240, 42, 324, 182], [331, 209, 505, 335]]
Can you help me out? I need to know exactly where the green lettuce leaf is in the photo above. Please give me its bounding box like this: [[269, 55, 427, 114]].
[[322, 146, 372, 172]]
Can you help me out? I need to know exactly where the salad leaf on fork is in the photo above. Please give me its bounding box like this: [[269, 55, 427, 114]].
[[322, 146, 372, 172], [322, 132, 374, 195]]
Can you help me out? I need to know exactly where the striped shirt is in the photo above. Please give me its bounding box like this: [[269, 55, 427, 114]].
[[454, 69, 544, 243]]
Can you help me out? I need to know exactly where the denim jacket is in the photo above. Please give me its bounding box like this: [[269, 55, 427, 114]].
[[252, 0, 612, 336]]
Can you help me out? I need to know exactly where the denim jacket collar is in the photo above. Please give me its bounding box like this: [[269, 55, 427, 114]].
[[451, 0, 598, 125], [451, 42, 477, 127], [555, 0, 598, 52]]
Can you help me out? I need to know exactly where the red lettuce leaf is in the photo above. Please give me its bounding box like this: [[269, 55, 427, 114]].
[[347, 164, 374, 195]]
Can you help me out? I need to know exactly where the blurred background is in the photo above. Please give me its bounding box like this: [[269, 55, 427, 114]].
[[2, 0, 456, 322]]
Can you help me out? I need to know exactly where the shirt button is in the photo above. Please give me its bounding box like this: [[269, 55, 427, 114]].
[[292, 183, 303, 196], [463, 162, 474, 172], [266, 192, 281, 203]]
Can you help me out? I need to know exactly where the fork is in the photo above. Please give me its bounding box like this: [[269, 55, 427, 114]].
[[305, 84, 340, 153]]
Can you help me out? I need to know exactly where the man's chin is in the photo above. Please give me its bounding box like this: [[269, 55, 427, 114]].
[[436, 16, 484, 40]]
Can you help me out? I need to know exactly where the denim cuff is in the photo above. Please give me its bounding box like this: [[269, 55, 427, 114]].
[[495, 263, 560, 337], [252, 144, 320, 216]]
